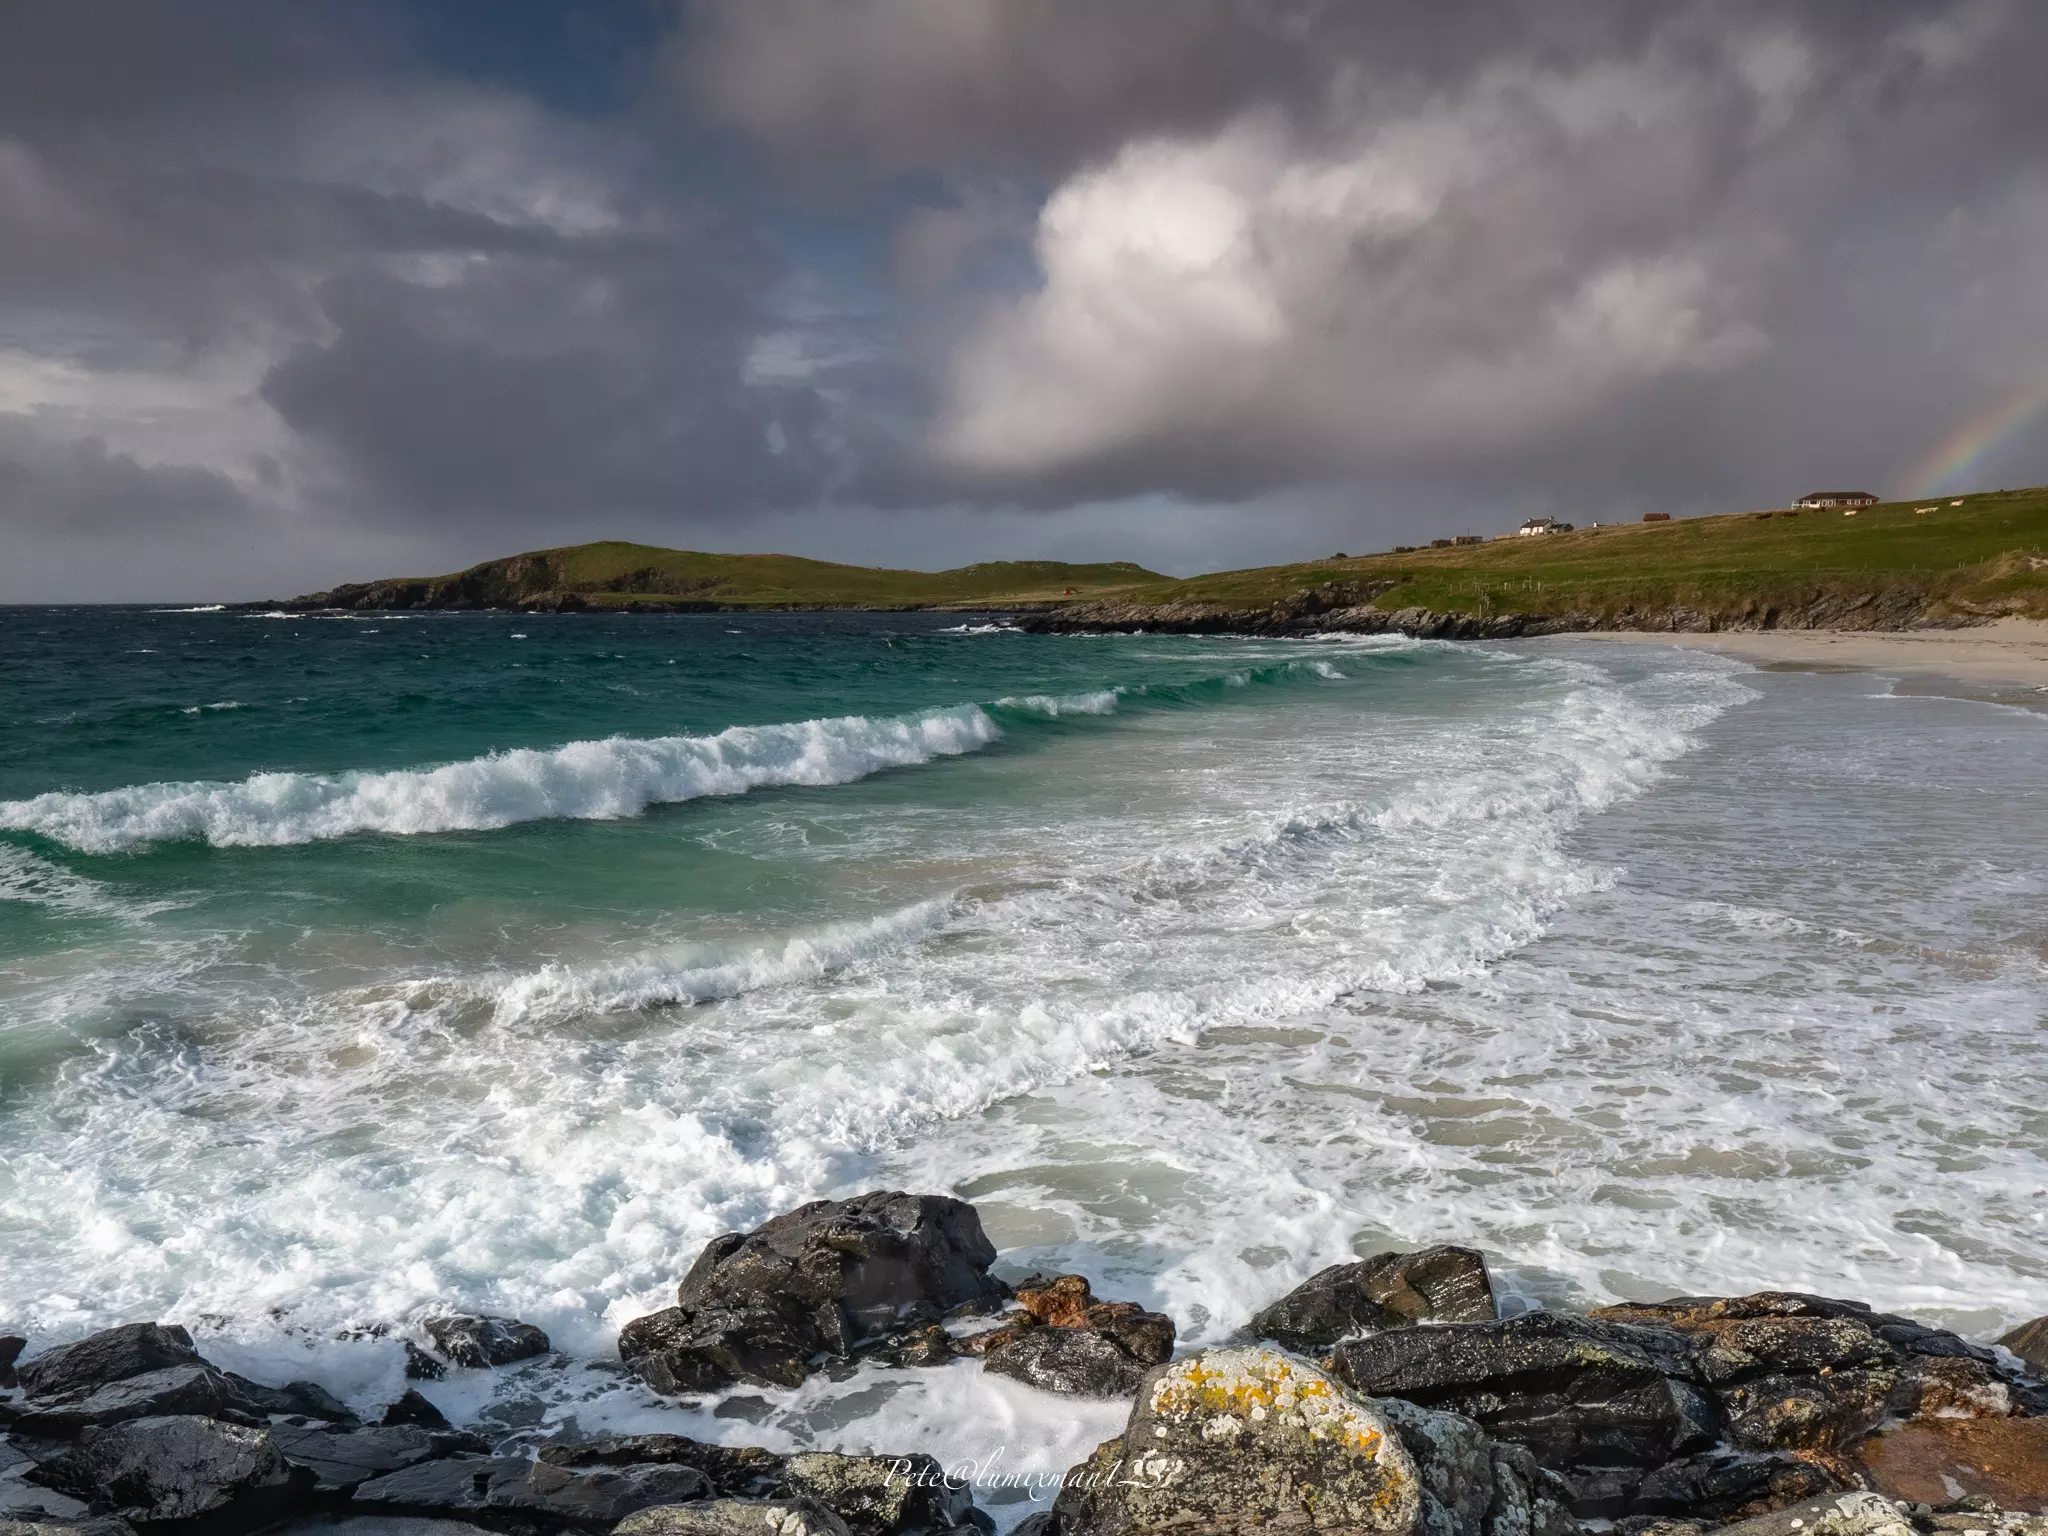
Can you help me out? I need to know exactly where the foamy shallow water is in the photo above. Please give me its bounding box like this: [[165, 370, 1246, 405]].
[[1, 611, 2043, 1498]]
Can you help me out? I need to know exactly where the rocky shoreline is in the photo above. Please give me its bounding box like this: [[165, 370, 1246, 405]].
[[4, 1190, 2044, 1535]]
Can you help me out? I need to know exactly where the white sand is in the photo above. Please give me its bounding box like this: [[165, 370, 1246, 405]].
[[1585, 617, 2048, 689]]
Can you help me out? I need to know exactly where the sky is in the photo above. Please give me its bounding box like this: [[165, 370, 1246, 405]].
[[4, 1, 2048, 600]]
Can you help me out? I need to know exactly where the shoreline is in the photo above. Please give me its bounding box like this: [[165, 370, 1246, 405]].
[[1574, 616, 2048, 692]]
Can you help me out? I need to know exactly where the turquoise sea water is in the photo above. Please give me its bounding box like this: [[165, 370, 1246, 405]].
[[2, 605, 2044, 1467]]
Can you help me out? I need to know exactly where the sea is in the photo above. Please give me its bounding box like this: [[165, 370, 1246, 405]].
[[2, 605, 2044, 1498]]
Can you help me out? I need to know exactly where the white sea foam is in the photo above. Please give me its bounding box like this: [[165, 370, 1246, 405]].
[[150, 604, 226, 613], [990, 689, 1121, 716], [0, 706, 1004, 853], [939, 622, 1024, 635]]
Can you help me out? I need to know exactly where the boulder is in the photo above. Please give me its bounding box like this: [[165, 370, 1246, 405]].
[[982, 1329, 1149, 1399], [619, 1192, 1006, 1394], [353, 1452, 712, 1526], [379, 1391, 452, 1431], [1627, 1450, 1846, 1521], [10, 1365, 267, 1438], [15, 1327, 202, 1401], [220, 1374, 358, 1424], [616, 1499, 853, 1536], [77, 1414, 311, 1530], [0, 1519, 136, 1536], [420, 1315, 551, 1371], [1854, 1416, 2048, 1511], [0, 1340, 24, 1391], [1998, 1316, 2048, 1376], [1367, 1394, 1579, 1536], [1705, 1492, 1917, 1536], [537, 1435, 788, 1499], [780, 1452, 982, 1536], [1251, 1248, 1496, 1350], [1047, 1347, 1426, 1536], [973, 1276, 1174, 1398], [401, 1344, 446, 1383], [1332, 1312, 1717, 1471], [271, 1423, 488, 1494]]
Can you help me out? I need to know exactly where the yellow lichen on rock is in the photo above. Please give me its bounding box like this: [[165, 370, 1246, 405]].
[[1149, 1348, 1390, 1461]]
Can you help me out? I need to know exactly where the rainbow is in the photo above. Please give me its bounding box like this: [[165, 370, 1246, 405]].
[[1898, 374, 2048, 499]]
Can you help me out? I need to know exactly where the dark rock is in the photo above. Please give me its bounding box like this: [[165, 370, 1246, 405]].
[[1047, 1347, 1428, 1536], [78, 1414, 312, 1530], [401, 1344, 446, 1383], [1007, 1277, 1174, 1366], [0, 1518, 137, 1535], [420, 1316, 550, 1371], [15, 1327, 202, 1402], [620, 1192, 1005, 1394], [781, 1451, 978, 1536], [271, 1423, 487, 1494], [1694, 1317, 1892, 1386], [982, 1329, 1147, 1399], [1998, 1315, 2048, 1375], [1250, 1246, 1496, 1350], [1720, 1371, 1899, 1454], [1332, 1311, 1718, 1470], [10, 1365, 266, 1438], [614, 1497, 854, 1536], [221, 1374, 358, 1424], [378, 1392, 451, 1431], [1630, 1449, 1848, 1521], [861, 1328, 960, 1369], [537, 1435, 786, 1499], [1888, 1355, 2017, 1420], [354, 1453, 714, 1527], [0, 1340, 24, 1391]]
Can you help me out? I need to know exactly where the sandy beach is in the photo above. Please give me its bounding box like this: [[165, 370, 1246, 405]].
[[1591, 616, 2048, 691]]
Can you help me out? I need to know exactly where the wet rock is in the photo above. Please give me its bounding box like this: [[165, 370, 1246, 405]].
[[401, 1344, 446, 1383], [1250, 1247, 1496, 1350], [1008, 1278, 1175, 1366], [620, 1192, 1006, 1394], [354, 1451, 713, 1526], [0, 1340, 24, 1391], [78, 1414, 311, 1530], [1048, 1347, 1424, 1536], [10, 1365, 266, 1438], [15, 1327, 202, 1402], [1628, 1449, 1847, 1521], [537, 1435, 787, 1499], [1854, 1416, 2048, 1511], [1998, 1316, 2048, 1376], [271, 1423, 487, 1494], [781, 1451, 981, 1536], [615, 1498, 854, 1536], [1719, 1370, 1898, 1454], [1694, 1316, 1893, 1386], [982, 1328, 1149, 1399], [1332, 1311, 1717, 1471], [862, 1328, 960, 1369], [221, 1374, 358, 1424], [1888, 1355, 2015, 1421], [0, 1518, 136, 1536], [378, 1391, 451, 1431], [420, 1316, 551, 1371], [1709, 1491, 1917, 1536]]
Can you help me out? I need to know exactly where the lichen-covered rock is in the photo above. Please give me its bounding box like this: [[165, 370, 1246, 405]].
[[15, 1327, 202, 1402], [421, 1314, 551, 1370], [1368, 1394, 1579, 1536], [1332, 1312, 1717, 1471], [1707, 1491, 1917, 1536], [1251, 1249, 1496, 1350], [620, 1192, 1005, 1394], [1719, 1370, 1898, 1454], [78, 1414, 311, 1529], [616, 1499, 855, 1536], [781, 1451, 981, 1536], [1050, 1347, 1424, 1536]]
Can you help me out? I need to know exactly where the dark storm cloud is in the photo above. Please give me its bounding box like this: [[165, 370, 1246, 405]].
[[5, 1, 2048, 599]]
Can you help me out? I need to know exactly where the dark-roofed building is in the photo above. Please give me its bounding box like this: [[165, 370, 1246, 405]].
[[1794, 491, 1877, 508]]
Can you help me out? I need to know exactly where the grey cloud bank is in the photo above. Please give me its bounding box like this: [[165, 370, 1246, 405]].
[[3, 1, 2047, 599]]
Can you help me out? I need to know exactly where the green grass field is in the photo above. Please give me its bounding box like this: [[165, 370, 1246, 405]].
[[1124, 485, 2048, 623]]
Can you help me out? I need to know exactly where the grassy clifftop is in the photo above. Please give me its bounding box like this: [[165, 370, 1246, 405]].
[[288, 541, 1165, 611], [1086, 485, 2048, 629]]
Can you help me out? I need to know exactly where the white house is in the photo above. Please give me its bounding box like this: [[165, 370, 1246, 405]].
[[1517, 517, 1574, 536], [1793, 491, 1877, 509]]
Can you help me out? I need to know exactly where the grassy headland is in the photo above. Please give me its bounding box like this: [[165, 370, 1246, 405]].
[[277, 487, 2048, 631], [283, 541, 1165, 612]]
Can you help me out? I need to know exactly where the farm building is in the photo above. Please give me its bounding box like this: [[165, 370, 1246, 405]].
[[1794, 491, 1877, 509], [1516, 517, 1574, 536]]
